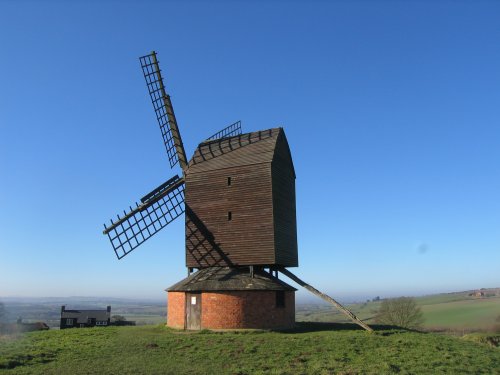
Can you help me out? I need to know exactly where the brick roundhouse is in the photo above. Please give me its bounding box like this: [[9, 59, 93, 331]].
[[167, 268, 296, 330]]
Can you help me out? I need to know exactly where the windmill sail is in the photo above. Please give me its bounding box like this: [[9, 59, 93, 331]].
[[140, 51, 188, 171], [103, 176, 185, 259], [206, 120, 242, 141]]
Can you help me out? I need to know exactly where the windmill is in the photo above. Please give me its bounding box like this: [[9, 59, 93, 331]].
[[103, 51, 372, 331]]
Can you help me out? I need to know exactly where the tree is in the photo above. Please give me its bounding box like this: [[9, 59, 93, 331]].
[[111, 315, 126, 322], [375, 297, 424, 329]]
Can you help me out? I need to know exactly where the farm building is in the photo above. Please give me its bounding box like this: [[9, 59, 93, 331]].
[[60, 305, 111, 329]]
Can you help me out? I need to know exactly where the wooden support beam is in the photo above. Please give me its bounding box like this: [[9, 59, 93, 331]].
[[151, 51, 188, 172], [277, 267, 373, 332]]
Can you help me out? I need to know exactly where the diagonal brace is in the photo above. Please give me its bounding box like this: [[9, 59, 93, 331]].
[[277, 267, 373, 332]]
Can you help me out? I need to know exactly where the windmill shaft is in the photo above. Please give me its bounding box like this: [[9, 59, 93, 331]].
[[150, 52, 188, 171], [277, 267, 373, 332], [141, 175, 182, 204]]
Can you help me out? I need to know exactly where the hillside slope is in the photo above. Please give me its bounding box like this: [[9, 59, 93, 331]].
[[1, 324, 499, 374]]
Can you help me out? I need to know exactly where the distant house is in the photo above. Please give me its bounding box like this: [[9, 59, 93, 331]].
[[60, 305, 111, 329], [468, 291, 485, 297]]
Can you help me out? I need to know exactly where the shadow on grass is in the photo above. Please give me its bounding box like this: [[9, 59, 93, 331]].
[[276, 321, 416, 334]]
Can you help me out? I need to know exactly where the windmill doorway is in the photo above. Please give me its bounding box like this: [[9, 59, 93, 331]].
[[186, 292, 201, 330]]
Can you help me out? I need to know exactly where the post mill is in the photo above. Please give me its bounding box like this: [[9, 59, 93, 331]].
[[102, 51, 372, 331]]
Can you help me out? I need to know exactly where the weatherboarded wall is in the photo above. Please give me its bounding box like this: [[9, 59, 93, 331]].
[[185, 164, 274, 267], [272, 132, 298, 266], [184, 128, 298, 268]]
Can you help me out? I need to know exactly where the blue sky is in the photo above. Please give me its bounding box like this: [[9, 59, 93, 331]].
[[0, 1, 499, 302]]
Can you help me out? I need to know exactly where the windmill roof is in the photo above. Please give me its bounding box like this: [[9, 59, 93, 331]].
[[167, 267, 296, 292], [187, 128, 292, 174]]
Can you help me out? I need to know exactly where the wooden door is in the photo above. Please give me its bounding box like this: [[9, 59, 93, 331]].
[[186, 293, 201, 330]]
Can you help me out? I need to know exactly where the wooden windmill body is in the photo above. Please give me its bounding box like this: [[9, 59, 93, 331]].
[[185, 128, 297, 269], [103, 51, 372, 331]]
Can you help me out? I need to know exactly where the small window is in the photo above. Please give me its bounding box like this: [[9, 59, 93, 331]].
[[276, 291, 285, 308], [66, 318, 74, 325], [228, 211, 232, 221], [227, 177, 232, 186]]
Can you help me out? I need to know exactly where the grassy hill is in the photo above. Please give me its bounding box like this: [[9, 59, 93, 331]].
[[297, 289, 500, 332], [1, 324, 499, 374]]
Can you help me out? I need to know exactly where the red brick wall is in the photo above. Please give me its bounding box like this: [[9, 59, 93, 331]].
[[167, 290, 295, 330], [167, 292, 185, 329], [201, 291, 295, 329]]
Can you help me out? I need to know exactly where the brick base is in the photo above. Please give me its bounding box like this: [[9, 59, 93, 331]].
[[167, 292, 186, 329], [167, 290, 295, 330]]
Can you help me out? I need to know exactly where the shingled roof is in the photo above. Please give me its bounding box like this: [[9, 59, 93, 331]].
[[187, 128, 294, 175], [61, 308, 110, 324], [167, 267, 296, 292]]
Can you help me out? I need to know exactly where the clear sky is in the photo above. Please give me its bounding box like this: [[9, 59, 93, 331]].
[[0, 1, 499, 302]]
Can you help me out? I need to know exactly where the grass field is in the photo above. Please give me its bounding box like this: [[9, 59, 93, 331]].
[[1, 324, 499, 374], [422, 298, 500, 330], [297, 291, 500, 332]]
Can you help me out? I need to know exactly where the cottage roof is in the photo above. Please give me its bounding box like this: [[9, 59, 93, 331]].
[[167, 267, 296, 292], [187, 128, 294, 175], [61, 309, 110, 323]]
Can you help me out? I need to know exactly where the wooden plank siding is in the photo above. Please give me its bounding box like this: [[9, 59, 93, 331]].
[[272, 131, 298, 266], [185, 127, 298, 268]]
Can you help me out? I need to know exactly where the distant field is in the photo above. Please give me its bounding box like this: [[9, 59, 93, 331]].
[[296, 290, 500, 332], [2, 289, 499, 331], [422, 297, 500, 330], [1, 324, 499, 374], [0, 299, 166, 328], [123, 315, 166, 325]]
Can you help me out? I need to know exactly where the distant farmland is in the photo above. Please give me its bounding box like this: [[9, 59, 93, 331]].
[[2, 288, 499, 332], [296, 288, 500, 332]]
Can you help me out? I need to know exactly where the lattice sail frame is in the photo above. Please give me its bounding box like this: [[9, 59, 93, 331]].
[[139, 52, 186, 169], [206, 120, 242, 141], [103, 53, 244, 259], [103, 177, 185, 259]]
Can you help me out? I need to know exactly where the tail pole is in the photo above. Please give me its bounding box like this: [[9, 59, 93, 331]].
[[277, 267, 373, 332]]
